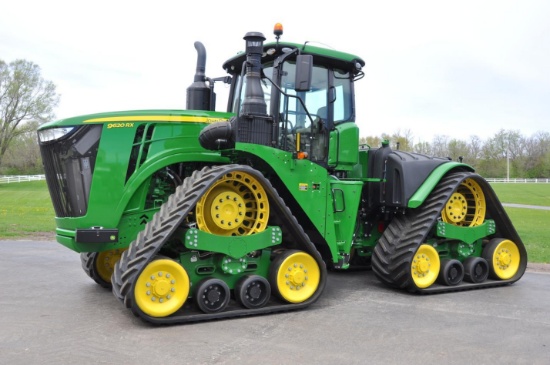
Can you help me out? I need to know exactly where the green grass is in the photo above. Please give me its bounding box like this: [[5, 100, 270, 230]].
[[0, 180, 548, 263], [505, 208, 550, 264], [491, 183, 550, 263], [0, 180, 56, 238], [490, 183, 550, 206]]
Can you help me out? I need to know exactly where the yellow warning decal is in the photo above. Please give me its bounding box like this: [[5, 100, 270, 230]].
[[84, 115, 228, 124], [299, 183, 309, 191]]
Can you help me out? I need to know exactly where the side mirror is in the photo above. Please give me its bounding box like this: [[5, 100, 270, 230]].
[[294, 54, 312, 91]]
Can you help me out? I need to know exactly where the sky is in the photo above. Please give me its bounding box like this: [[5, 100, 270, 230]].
[[1, 0, 549, 143]]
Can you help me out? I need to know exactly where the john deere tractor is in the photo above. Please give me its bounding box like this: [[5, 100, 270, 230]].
[[37, 24, 527, 324]]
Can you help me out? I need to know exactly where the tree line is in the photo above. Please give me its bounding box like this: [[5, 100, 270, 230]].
[[1, 58, 548, 178], [361, 129, 550, 178]]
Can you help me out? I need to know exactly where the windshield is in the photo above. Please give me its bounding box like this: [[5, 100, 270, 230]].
[[231, 61, 353, 128]]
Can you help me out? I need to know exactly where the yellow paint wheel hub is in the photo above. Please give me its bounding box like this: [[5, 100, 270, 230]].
[[134, 259, 190, 318], [209, 191, 246, 230], [96, 249, 126, 283], [491, 240, 520, 280], [273, 251, 320, 304], [411, 245, 441, 289], [196, 171, 269, 236], [441, 178, 486, 227], [443, 192, 468, 224]]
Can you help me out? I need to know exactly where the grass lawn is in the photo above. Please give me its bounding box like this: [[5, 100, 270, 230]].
[[491, 183, 550, 206], [0, 180, 56, 238]]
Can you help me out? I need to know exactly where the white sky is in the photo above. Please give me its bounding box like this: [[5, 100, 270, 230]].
[[1, 0, 548, 143]]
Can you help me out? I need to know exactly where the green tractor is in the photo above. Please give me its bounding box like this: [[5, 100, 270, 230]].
[[38, 24, 527, 324]]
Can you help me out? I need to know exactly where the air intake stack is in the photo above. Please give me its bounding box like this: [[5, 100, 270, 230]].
[[199, 31, 275, 150], [234, 32, 274, 146], [240, 32, 267, 116]]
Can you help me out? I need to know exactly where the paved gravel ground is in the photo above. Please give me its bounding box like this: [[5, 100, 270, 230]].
[[1, 240, 549, 365]]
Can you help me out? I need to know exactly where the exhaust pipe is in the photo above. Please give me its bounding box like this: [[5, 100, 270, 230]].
[[186, 41, 212, 110]]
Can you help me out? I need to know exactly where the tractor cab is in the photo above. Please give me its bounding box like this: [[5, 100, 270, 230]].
[[217, 26, 365, 170]]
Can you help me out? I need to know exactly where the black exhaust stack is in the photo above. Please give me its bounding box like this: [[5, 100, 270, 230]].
[[186, 41, 213, 111]]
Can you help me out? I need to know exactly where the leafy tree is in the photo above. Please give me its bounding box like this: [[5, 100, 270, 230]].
[[522, 131, 550, 178], [0, 59, 59, 167], [359, 135, 382, 148], [1, 120, 43, 174], [447, 139, 470, 162], [387, 129, 414, 151]]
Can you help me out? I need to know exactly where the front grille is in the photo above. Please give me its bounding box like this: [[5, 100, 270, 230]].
[[39, 125, 102, 217]]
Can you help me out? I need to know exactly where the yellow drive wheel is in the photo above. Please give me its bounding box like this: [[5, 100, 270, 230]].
[[411, 244, 441, 289], [269, 250, 320, 303], [441, 178, 486, 227], [195, 170, 269, 236], [482, 238, 521, 280], [134, 259, 190, 318], [95, 249, 126, 283]]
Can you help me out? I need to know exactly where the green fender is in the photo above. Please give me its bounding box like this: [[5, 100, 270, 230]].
[[408, 162, 474, 208]]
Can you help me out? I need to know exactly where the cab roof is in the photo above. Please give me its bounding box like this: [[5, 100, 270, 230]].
[[222, 41, 365, 75]]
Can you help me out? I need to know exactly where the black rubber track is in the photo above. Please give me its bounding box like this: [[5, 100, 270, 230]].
[[371, 170, 528, 294], [80, 252, 111, 289], [111, 164, 328, 325]]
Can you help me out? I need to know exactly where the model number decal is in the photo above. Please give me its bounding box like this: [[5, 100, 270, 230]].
[[107, 122, 135, 129]]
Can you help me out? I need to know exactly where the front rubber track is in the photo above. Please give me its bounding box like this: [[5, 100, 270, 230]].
[[371, 170, 527, 294], [111, 164, 328, 325], [81, 252, 111, 289]]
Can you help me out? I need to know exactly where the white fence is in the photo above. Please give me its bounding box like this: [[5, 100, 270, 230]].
[[0, 175, 46, 184], [0, 174, 548, 184], [487, 178, 550, 183]]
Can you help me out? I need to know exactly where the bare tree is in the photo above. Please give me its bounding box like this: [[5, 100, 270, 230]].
[[432, 134, 450, 158], [468, 135, 482, 162], [413, 141, 432, 155], [0, 59, 59, 166]]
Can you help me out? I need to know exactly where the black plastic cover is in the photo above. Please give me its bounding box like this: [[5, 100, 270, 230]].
[[76, 228, 119, 244]]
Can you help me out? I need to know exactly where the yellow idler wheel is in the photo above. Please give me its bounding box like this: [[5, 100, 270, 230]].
[[482, 238, 521, 280], [269, 250, 320, 303], [95, 249, 126, 283], [195, 171, 269, 236], [134, 259, 190, 318], [441, 178, 486, 227], [411, 244, 441, 289]]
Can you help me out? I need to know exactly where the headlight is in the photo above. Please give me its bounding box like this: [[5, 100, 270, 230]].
[[37, 127, 75, 143]]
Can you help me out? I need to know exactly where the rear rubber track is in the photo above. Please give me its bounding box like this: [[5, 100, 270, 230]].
[[112, 164, 327, 324], [372, 170, 527, 294]]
